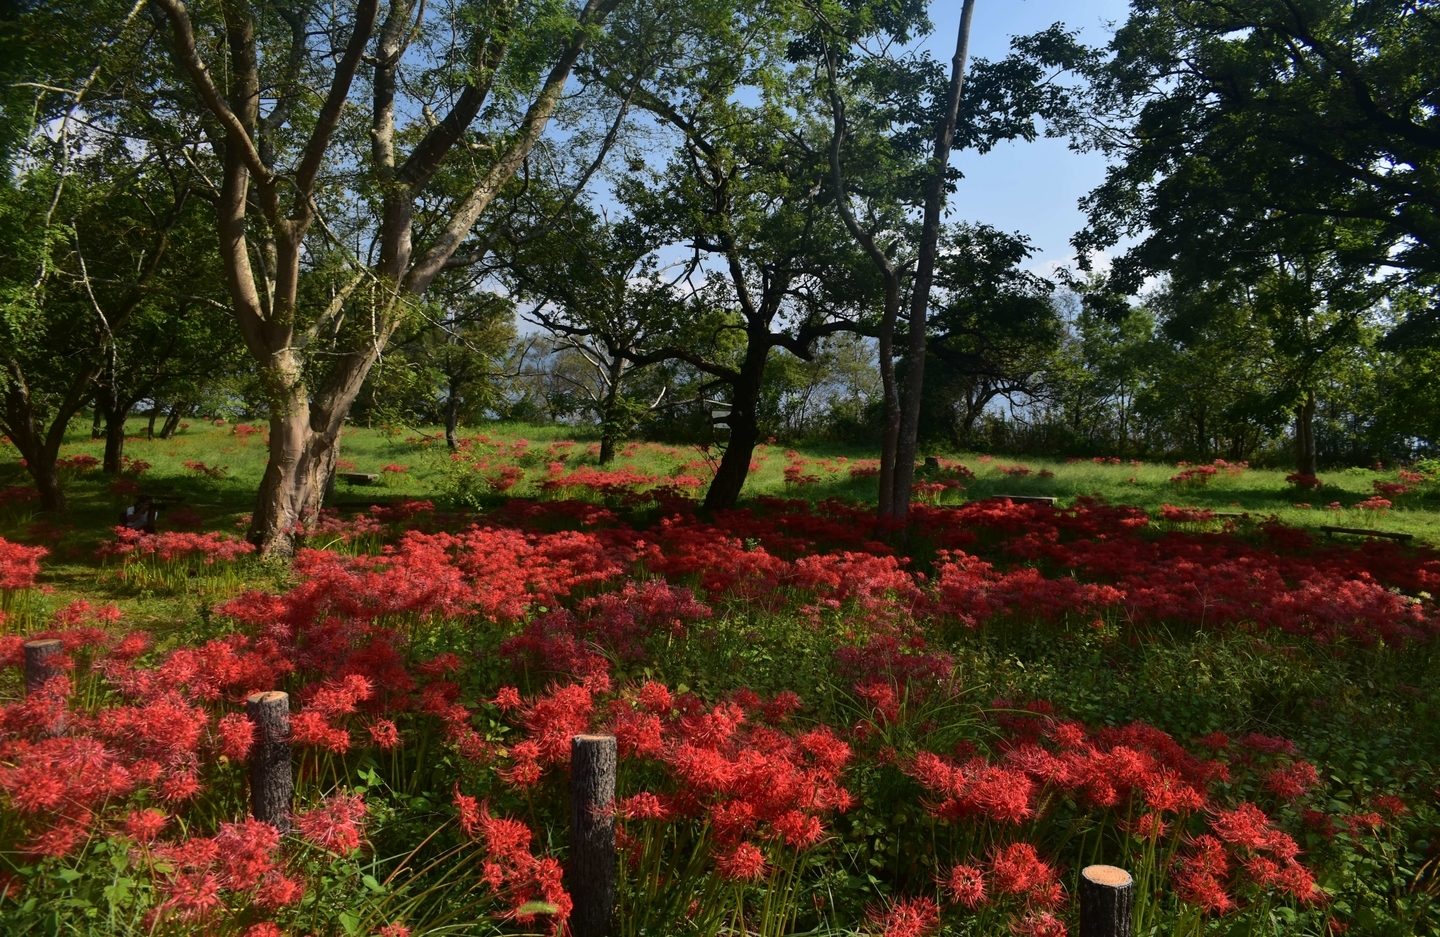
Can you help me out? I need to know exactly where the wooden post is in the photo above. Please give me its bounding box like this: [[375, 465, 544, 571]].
[[1079, 865, 1134, 937], [24, 639, 66, 735], [24, 639, 64, 695], [246, 691, 293, 832], [570, 734, 616, 937]]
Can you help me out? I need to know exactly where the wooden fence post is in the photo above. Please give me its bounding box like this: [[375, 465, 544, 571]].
[[570, 734, 616, 937], [24, 639, 66, 734], [23, 639, 64, 695], [246, 691, 293, 832], [1079, 865, 1134, 937]]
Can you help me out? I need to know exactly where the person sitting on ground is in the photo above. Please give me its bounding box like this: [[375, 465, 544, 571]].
[[119, 494, 158, 534]]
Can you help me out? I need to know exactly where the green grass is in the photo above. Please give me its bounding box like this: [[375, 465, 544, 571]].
[[4, 420, 1438, 547]]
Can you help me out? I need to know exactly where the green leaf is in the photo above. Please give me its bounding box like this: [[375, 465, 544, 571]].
[[338, 910, 362, 935], [362, 874, 386, 895], [514, 900, 559, 915], [55, 869, 83, 883], [103, 880, 133, 906]]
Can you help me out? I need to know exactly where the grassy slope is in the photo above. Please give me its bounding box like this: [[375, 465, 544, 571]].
[[4, 419, 1439, 547]]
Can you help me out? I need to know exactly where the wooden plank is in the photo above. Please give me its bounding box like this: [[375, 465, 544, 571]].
[[1319, 525, 1414, 542], [338, 472, 381, 485], [990, 494, 1058, 505]]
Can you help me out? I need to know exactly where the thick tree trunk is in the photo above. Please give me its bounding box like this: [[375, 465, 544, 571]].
[[91, 408, 103, 440], [891, 0, 976, 520], [704, 409, 759, 512], [249, 354, 340, 555], [102, 404, 127, 474], [160, 403, 185, 439], [20, 444, 66, 513], [597, 359, 625, 466], [702, 344, 768, 512], [6, 426, 66, 512], [1295, 391, 1317, 476], [3, 365, 87, 513], [251, 414, 339, 556]]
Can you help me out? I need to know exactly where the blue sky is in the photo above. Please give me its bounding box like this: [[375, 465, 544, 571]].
[[922, 0, 1133, 273]]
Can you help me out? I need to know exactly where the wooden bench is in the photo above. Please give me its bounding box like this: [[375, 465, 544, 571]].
[[1319, 525, 1414, 543], [338, 472, 381, 485], [327, 499, 406, 509]]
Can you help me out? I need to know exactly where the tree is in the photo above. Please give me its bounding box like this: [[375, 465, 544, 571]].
[[804, 0, 1089, 517], [920, 224, 1059, 448], [1, 137, 205, 509], [147, 0, 639, 553], [355, 289, 516, 446], [616, 2, 858, 509], [504, 209, 688, 463], [1076, 1, 1439, 319], [1134, 282, 1290, 462]]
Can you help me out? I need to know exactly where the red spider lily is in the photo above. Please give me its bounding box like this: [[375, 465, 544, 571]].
[[1264, 761, 1320, 800], [123, 808, 169, 842], [295, 790, 366, 854], [989, 842, 1060, 903], [0, 536, 47, 590], [216, 712, 255, 761], [368, 719, 401, 749], [1172, 835, 1235, 914], [868, 896, 940, 937], [714, 841, 768, 880], [1372, 794, 1408, 817], [99, 527, 256, 564], [1010, 910, 1068, 937], [941, 862, 987, 908], [455, 802, 572, 934]]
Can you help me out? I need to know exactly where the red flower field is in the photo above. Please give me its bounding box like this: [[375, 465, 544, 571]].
[[1, 470, 1437, 936]]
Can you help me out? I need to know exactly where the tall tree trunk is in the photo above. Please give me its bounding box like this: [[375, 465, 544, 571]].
[[702, 343, 768, 511], [102, 401, 128, 474], [892, 0, 977, 519], [91, 408, 103, 440], [1295, 391, 1317, 476], [876, 281, 902, 518], [160, 402, 185, 439], [597, 357, 625, 466], [4, 425, 66, 513], [147, 406, 160, 440], [249, 349, 375, 555], [444, 379, 461, 451], [3, 362, 94, 512]]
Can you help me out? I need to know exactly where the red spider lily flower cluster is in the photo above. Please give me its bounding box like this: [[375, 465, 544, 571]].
[[1159, 504, 1217, 523], [182, 460, 229, 479], [99, 528, 256, 565], [0, 535, 46, 591], [453, 795, 572, 933], [3, 481, 1435, 933], [1171, 465, 1218, 486], [56, 454, 101, 472]]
